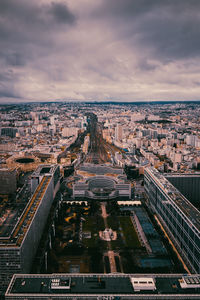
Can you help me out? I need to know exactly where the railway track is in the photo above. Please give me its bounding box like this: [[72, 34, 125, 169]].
[[84, 113, 118, 164]]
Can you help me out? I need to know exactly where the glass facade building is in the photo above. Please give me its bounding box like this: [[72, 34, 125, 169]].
[[144, 167, 200, 274]]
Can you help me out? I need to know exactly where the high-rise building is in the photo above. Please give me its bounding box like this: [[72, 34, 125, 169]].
[[144, 167, 200, 274], [50, 116, 55, 125], [0, 165, 60, 292], [115, 124, 123, 142], [34, 114, 39, 125]]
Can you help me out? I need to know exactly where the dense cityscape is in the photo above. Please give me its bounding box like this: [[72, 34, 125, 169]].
[[0, 101, 199, 299], [1, 0, 200, 298]]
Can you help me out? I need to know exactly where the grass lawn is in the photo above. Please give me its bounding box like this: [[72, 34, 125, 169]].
[[57, 255, 90, 273], [82, 215, 141, 250], [82, 216, 106, 249], [107, 216, 119, 230], [119, 216, 141, 248]]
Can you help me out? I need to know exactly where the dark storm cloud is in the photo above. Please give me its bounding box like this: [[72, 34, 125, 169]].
[[0, 0, 76, 59], [5, 53, 25, 67], [0, 0, 77, 102], [0, 70, 14, 82], [0, 0, 76, 25], [98, 0, 200, 61], [0, 90, 19, 99], [0, 68, 20, 99], [50, 2, 76, 24], [0, 0, 200, 102], [137, 60, 158, 72]]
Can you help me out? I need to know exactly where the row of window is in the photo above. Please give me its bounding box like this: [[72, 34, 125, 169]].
[[145, 176, 200, 273]]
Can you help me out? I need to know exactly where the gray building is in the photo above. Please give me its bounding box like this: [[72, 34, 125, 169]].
[[5, 273, 200, 299], [73, 164, 131, 200], [0, 168, 17, 195], [0, 165, 60, 292], [144, 167, 200, 274], [31, 164, 60, 196], [0, 127, 18, 138], [73, 176, 131, 200], [166, 173, 200, 208]]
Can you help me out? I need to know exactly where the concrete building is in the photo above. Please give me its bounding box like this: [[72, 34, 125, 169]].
[[0, 168, 17, 195], [50, 116, 55, 125], [0, 165, 60, 292], [73, 176, 131, 200], [82, 135, 90, 154], [62, 127, 78, 138], [115, 124, 123, 142], [185, 134, 196, 146], [0, 127, 18, 138], [73, 164, 131, 200], [5, 273, 200, 299], [166, 173, 200, 209], [144, 167, 200, 274], [131, 113, 145, 122], [31, 164, 60, 196]]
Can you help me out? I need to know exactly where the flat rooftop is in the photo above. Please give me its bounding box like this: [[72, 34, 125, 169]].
[[31, 164, 58, 177], [0, 207, 22, 238], [165, 173, 200, 178], [146, 168, 200, 231], [6, 274, 200, 298], [0, 176, 51, 248]]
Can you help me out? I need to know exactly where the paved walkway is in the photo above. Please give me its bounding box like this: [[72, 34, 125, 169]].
[[101, 203, 109, 219], [107, 250, 116, 273], [101, 203, 117, 273]]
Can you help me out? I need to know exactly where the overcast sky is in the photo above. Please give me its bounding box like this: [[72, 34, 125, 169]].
[[1, 0, 200, 103]]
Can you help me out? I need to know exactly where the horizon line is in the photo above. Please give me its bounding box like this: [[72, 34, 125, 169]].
[[0, 99, 200, 105]]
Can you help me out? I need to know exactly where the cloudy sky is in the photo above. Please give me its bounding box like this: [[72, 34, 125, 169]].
[[1, 0, 200, 103]]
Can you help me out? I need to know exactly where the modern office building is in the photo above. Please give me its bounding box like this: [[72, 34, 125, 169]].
[[165, 173, 200, 209], [144, 167, 200, 274], [0, 165, 60, 292], [5, 273, 200, 299]]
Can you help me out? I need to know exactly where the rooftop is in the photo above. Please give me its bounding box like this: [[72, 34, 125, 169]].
[[31, 164, 58, 177], [6, 274, 200, 298], [0, 175, 51, 247], [145, 168, 200, 232]]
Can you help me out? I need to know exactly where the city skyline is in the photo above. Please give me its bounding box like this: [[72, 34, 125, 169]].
[[0, 101, 200, 296], [1, 0, 200, 103]]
